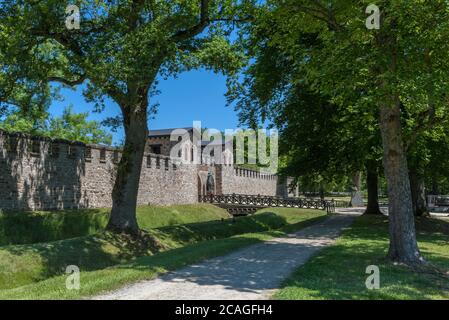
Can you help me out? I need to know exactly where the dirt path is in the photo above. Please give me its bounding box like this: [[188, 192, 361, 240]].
[[94, 214, 356, 300]]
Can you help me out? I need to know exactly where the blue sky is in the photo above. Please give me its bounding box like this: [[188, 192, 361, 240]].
[[49, 69, 240, 145]]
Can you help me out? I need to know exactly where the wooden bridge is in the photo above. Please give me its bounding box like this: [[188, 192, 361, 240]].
[[199, 194, 337, 216]]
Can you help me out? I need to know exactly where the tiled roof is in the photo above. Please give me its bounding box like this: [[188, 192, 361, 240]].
[[148, 127, 193, 137]]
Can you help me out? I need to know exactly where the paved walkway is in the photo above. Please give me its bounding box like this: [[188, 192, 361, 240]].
[[94, 214, 356, 300]]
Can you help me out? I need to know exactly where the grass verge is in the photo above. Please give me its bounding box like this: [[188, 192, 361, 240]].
[[274, 215, 449, 300], [0, 208, 326, 293]]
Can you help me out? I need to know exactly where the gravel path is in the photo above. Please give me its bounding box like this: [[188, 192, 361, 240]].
[[94, 214, 355, 300]]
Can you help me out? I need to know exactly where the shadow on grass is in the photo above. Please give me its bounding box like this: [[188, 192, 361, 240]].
[[0, 209, 109, 246], [118, 240, 323, 297], [149, 212, 290, 245], [0, 211, 325, 291], [0, 231, 152, 289], [0, 204, 231, 247], [274, 215, 449, 300], [90, 216, 329, 299]]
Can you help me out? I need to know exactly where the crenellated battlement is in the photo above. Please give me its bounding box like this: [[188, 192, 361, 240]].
[[232, 167, 277, 181], [0, 129, 295, 212]]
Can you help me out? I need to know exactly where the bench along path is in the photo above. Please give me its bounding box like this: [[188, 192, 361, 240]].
[[94, 214, 356, 300]]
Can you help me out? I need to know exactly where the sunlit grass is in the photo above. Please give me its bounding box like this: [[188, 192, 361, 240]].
[[274, 215, 449, 300], [0, 207, 326, 296]]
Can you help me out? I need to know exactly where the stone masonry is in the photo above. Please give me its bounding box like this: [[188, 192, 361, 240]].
[[0, 129, 297, 212]]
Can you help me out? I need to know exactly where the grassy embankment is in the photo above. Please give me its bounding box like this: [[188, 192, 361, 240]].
[[0, 204, 327, 299], [0, 204, 232, 246]]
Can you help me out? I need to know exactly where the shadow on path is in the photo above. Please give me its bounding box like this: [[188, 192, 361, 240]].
[[94, 214, 356, 300]]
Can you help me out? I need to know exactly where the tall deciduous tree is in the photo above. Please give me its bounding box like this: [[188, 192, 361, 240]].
[[0, 106, 112, 144], [230, 9, 383, 215], [0, 1, 253, 234], [234, 0, 449, 266], [48, 106, 113, 145]]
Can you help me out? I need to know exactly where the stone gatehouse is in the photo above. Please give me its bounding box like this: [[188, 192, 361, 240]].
[[0, 128, 297, 212]]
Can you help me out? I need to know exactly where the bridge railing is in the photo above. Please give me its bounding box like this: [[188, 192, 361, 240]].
[[199, 194, 336, 214]]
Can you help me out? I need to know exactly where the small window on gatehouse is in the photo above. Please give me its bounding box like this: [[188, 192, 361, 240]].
[[151, 145, 161, 155], [85, 147, 92, 161], [100, 148, 106, 163], [113, 150, 119, 164]]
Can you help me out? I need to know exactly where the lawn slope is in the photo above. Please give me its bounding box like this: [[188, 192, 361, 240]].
[[0, 204, 229, 246], [0, 207, 326, 293]]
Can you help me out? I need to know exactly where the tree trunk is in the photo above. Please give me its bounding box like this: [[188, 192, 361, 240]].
[[409, 171, 429, 217], [431, 177, 439, 195], [379, 101, 423, 265], [350, 171, 364, 207], [107, 103, 148, 235], [364, 162, 382, 215]]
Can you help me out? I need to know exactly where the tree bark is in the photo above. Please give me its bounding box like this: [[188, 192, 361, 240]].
[[364, 162, 382, 215], [409, 170, 429, 217], [107, 100, 149, 235], [379, 101, 423, 265]]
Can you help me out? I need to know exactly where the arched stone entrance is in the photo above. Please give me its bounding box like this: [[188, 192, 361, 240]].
[[206, 172, 215, 195], [198, 174, 206, 196], [198, 170, 216, 197]]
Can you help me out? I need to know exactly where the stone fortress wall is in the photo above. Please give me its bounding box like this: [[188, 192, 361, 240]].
[[218, 165, 279, 196], [0, 129, 297, 212], [0, 130, 197, 211]]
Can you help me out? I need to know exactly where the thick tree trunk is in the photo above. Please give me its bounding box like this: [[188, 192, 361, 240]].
[[364, 162, 382, 215], [409, 171, 429, 217], [350, 171, 364, 207], [379, 102, 423, 265], [107, 103, 148, 235]]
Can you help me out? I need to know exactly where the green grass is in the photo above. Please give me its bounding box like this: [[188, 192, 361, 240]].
[[274, 215, 449, 300], [0, 231, 280, 299], [0, 207, 326, 293], [0, 204, 229, 246]]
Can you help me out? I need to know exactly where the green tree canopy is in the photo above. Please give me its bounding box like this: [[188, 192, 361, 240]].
[[229, 9, 383, 206], [0, 105, 112, 145], [230, 0, 449, 266], [48, 106, 112, 144], [0, 0, 254, 234]]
